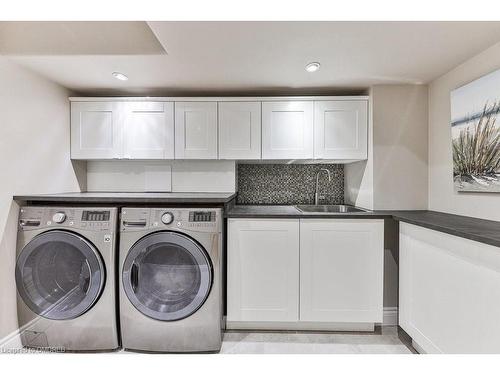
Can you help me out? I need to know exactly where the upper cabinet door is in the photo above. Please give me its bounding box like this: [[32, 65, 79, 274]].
[[218, 102, 261, 160], [261, 101, 313, 159], [71, 102, 122, 159], [175, 102, 218, 159], [314, 100, 368, 160], [123, 102, 174, 159]]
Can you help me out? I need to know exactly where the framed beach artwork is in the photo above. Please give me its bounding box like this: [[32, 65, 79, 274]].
[[450, 69, 500, 192]]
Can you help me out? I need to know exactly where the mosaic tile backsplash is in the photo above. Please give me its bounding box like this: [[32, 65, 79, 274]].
[[237, 164, 344, 205]]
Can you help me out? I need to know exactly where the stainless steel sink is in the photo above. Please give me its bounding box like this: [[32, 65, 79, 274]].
[[295, 204, 368, 213]]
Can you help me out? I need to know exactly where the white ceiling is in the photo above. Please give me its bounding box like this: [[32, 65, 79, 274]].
[[0, 22, 165, 55], [2, 21, 500, 95]]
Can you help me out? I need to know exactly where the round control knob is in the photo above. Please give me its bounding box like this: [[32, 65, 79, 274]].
[[52, 212, 66, 224], [161, 212, 174, 225]]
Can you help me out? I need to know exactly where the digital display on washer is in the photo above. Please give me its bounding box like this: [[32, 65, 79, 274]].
[[82, 210, 110, 222], [189, 211, 215, 222]]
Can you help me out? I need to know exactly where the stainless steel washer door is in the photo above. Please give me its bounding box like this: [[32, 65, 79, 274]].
[[15, 230, 105, 320], [122, 231, 212, 321]]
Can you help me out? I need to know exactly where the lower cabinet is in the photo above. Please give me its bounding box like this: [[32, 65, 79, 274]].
[[300, 219, 384, 323], [227, 219, 299, 323], [399, 223, 500, 354], [227, 218, 384, 330]]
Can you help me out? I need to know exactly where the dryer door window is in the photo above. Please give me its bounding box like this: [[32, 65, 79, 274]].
[[15, 230, 105, 320], [122, 231, 212, 321]]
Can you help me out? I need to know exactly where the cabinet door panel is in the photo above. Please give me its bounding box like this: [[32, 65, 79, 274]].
[[175, 102, 217, 159], [262, 101, 313, 159], [314, 100, 368, 160], [71, 102, 122, 159], [227, 219, 300, 322], [123, 102, 174, 159], [300, 219, 384, 323], [218, 102, 261, 159]]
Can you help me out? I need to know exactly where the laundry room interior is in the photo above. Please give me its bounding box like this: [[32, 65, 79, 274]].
[[1, 4, 500, 367]]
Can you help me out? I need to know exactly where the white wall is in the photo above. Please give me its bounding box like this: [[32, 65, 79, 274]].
[[345, 85, 429, 310], [372, 85, 429, 210], [429, 41, 500, 221], [86, 160, 236, 193], [0, 57, 83, 339], [87, 161, 172, 192], [345, 85, 428, 211]]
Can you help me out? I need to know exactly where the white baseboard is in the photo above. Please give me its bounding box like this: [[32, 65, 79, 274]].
[[382, 307, 398, 326], [226, 321, 375, 331]]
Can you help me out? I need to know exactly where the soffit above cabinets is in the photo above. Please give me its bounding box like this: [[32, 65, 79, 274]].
[[0, 21, 166, 55], [3, 21, 500, 94]]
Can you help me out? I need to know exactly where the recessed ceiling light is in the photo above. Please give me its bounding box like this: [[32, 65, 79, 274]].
[[305, 62, 321, 73], [112, 72, 128, 81]]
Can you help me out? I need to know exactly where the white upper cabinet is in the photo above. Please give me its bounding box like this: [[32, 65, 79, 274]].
[[70, 97, 369, 161], [175, 102, 218, 159], [123, 102, 174, 159], [71, 101, 174, 160], [299, 219, 384, 323], [71, 102, 122, 159], [218, 102, 261, 159], [314, 100, 368, 160], [261, 101, 313, 159]]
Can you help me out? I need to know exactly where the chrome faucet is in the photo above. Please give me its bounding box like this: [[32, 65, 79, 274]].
[[314, 168, 332, 205]]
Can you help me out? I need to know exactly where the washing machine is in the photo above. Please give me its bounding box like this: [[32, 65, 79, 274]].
[[15, 206, 119, 351], [119, 207, 223, 353]]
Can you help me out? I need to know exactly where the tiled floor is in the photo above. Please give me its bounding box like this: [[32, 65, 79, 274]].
[[221, 326, 416, 354]]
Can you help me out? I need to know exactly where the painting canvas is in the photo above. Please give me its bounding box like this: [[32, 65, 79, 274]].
[[450, 69, 500, 192]]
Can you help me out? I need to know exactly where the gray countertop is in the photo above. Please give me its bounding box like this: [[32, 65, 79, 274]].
[[14, 192, 237, 204], [226, 205, 500, 248], [225, 205, 391, 219], [391, 211, 500, 248]]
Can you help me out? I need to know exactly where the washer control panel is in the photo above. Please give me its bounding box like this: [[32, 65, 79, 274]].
[[19, 207, 116, 232]]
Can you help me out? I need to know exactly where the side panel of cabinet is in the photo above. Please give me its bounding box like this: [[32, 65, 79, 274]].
[[175, 102, 218, 159], [123, 102, 174, 159], [299, 219, 384, 323], [261, 101, 313, 159], [227, 219, 300, 322], [314, 100, 368, 160], [218, 102, 261, 159], [71, 102, 122, 159], [400, 223, 500, 354]]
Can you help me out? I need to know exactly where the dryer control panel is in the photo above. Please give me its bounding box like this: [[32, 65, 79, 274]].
[[121, 207, 222, 233]]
